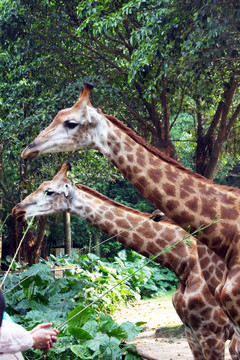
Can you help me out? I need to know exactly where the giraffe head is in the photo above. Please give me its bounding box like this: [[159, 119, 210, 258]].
[[21, 83, 106, 159], [12, 161, 75, 220]]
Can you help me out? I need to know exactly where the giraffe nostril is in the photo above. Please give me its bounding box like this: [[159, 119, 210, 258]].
[[27, 141, 38, 149]]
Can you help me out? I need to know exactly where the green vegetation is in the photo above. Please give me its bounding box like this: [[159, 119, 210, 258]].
[[0, 2, 239, 357], [0, 0, 239, 264], [2, 250, 177, 359]]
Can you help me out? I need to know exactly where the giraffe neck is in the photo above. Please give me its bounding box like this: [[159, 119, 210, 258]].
[[68, 184, 232, 338], [70, 184, 226, 296], [69, 184, 199, 282], [94, 115, 240, 260]]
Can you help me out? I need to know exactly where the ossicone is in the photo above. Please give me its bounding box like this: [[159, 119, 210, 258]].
[[84, 82, 95, 90], [64, 161, 72, 171], [79, 82, 95, 102]]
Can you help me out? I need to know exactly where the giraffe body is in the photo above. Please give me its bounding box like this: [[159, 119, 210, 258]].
[[13, 162, 240, 359], [21, 84, 240, 329]]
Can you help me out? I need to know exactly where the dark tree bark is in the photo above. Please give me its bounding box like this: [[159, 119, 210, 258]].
[[0, 144, 3, 266], [195, 78, 240, 180], [20, 216, 48, 265]]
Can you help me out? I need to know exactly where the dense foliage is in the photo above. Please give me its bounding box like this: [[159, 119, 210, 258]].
[[2, 250, 177, 359], [0, 0, 239, 262]]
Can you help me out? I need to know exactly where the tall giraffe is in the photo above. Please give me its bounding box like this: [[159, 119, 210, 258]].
[[21, 83, 240, 331], [12, 162, 239, 360]]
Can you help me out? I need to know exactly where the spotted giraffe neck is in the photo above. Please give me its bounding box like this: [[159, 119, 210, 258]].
[[71, 184, 223, 292], [71, 184, 196, 281], [56, 183, 236, 357], [94, 114, 240, 261]]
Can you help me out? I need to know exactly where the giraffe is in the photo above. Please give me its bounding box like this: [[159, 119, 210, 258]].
[[12, 162, 240, 360], [21, 83, 240, 331]]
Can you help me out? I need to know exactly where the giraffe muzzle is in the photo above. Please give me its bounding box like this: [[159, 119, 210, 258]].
[[12, 205, 26, 222], [21, 142, 40, 159]]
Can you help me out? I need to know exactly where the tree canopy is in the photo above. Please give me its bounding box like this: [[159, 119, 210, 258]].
[[0, 0, 239, 263]]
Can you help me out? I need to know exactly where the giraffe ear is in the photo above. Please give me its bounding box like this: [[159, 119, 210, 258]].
[[82, 105, 100, 126], [61, 183, 72, 198]]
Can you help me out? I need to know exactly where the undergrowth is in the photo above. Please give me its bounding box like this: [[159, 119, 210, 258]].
[[1, 250, 177, 359]]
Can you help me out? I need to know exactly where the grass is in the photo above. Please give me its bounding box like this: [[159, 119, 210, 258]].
[[148, 288, 177, 302], [155, 324, 185, 339]]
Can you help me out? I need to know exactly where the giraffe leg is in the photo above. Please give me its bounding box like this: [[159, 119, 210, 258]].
[[185, 325, 227, 360], [217, 260, 240, 333], [185, 326, 205, 360], [198, 330, 226, 360], [173, 284, 227, 360], [229, 334, 240, 360]]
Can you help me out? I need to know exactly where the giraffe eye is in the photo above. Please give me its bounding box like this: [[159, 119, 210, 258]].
[[64, 120, 79, 129], [45, 190, 55, 196]]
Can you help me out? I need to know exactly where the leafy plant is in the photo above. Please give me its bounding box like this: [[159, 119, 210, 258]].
[[2, 250, 177, 359], [67, 305, 142, 360]]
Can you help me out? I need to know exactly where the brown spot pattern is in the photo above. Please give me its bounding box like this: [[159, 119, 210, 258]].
[[166, 200, 180, 212], [162, 183, 176, 197], [147, 168, 163, 183]]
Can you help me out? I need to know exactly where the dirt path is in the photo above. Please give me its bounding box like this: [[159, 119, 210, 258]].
[[113, 297, 231, 360]]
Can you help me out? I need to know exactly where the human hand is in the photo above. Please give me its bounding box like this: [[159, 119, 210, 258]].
[[30, 323, 59, 351]]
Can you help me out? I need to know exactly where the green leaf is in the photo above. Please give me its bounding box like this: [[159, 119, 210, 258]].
[[101, 336, 123, 360], [67, 304, 95, 327], [68, 326, 93, 340], [82, 319, 99, 338], [99, 312, 127, 338], [125, 351, 143, 359], [20, 263, 51, 287], [71, 344, 93, 359], [120, 321, 142, 341], [85, 332, 109, 353], [135, 321, 147, 327]]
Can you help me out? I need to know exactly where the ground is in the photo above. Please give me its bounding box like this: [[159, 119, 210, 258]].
[[113, 295, 231, 360]]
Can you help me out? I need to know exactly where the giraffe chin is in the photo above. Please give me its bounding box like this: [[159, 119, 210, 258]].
[[21, 149, 40, 159], [14, 211, 26, 222]]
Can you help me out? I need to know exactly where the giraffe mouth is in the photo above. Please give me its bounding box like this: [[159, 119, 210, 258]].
[[12, 207, 26, 222], [21, 149, 40, 159], [15, 211, 26, 222], [21, 141, 40, 159]]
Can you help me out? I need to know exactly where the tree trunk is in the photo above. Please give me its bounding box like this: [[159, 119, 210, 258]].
[[63, 212, 71, 255], [21, 216, 48, 265], [195, 78, 239, 180], [159, 76, 178, 160], [33, 216, 48, 263], [92, 232, 101, 257], [204, 79, 238, 180], [0, 143, 3, 266], [13, 159, 48, 265]]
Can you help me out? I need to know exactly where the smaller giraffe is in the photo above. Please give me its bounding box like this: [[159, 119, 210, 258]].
[[12, 162, 239, 360]]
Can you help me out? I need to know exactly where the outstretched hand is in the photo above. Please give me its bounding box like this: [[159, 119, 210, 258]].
[[30, 323, 59, 351]]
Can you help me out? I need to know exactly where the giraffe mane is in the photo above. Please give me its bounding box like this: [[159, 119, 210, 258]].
[[76, 184, 150, 218], [104, 114, 240, 196]]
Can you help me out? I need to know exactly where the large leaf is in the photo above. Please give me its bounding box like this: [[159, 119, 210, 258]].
[[125, 351, 143, 360], [85, 332, 109, 353], [82, 319, 99, 338], [120, 321, 142, 341], [71, 344, 93, 359], [67, 304, 95, 328], [101, 336, 123, 360], [68, 326, 93, 340], [20, 263, 52, 287], [99, 313, 128, 339]]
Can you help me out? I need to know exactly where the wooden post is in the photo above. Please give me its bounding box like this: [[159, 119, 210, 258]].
[[63, 212, 71, 255]]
